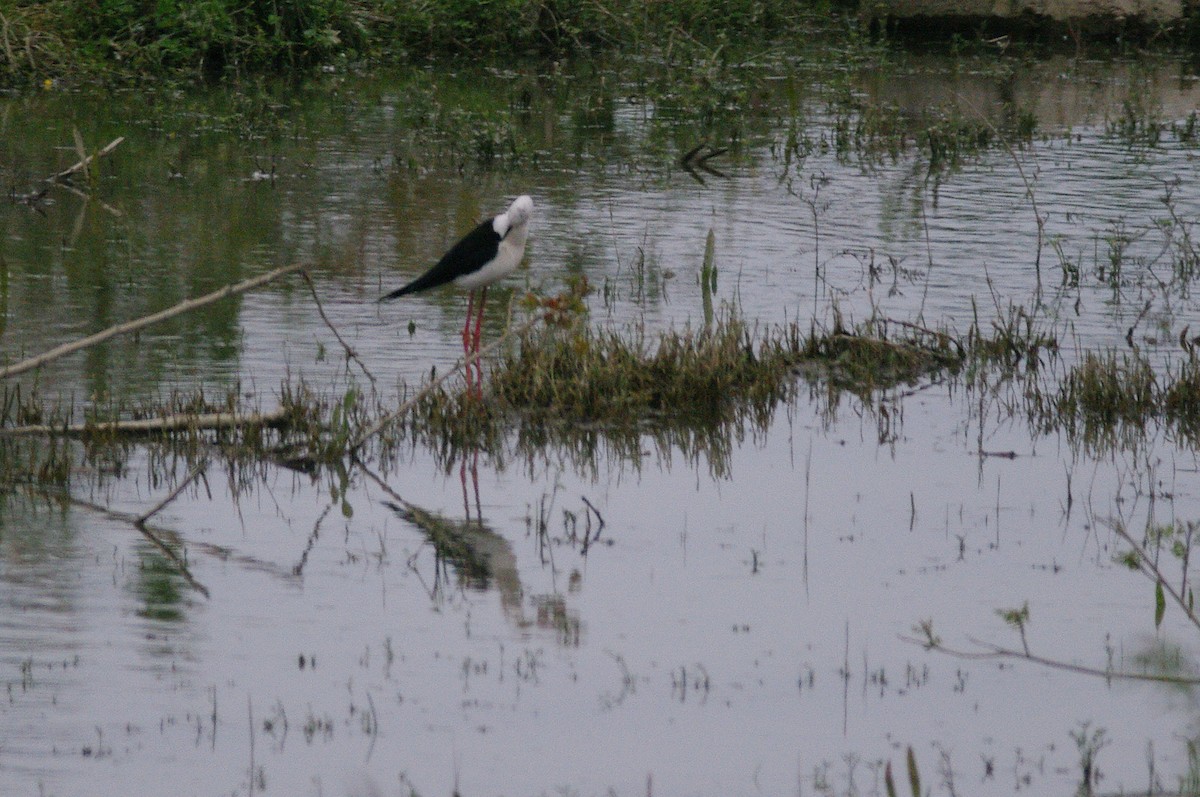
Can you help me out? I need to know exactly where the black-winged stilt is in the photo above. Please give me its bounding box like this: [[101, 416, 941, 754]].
[[380, 195, 534, 389]]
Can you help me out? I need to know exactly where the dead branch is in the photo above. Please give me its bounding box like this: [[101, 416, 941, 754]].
[[67, 484, 303, 595], [0, 407, 290, 437], [136, 461, 208, 525], [300, 270, 377, 385], [50, 136, 124, 183], [68, 494, 210, 598], [900, 633, 1200, 686], [681, 140, 729, 183], [0, 263, 305, 380]]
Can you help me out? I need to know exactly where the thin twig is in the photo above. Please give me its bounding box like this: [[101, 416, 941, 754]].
[[292, 500, 335, 577], [955, 93, 1044, 283], [917, 194, 935, 323], [68, 494, 210, 598], [0, 13, 16, 69], [300, 270, 377, 385], [50, 136, 124, 183], [365, 690, 379, 760], [880, 316, 964, 355], [136, 461, 208, 525], [0, 263, 305, 379], [353, 453, 409, 507], [1106, 517, 1200, 634], [71, 127, 88, 183], [900, 634, 1200, 685], [51, 179, 124, 217], [580, 495, 605, 531], [248, 696, 256, 797]]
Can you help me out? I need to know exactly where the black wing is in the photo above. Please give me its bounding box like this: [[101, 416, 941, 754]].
[[379, 219, 501, 301]]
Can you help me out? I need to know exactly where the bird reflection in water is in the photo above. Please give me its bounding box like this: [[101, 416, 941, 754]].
[[381, 452, 582, 644]]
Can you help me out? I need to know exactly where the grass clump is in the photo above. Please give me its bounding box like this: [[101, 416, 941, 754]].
[[924, 115, 994, 170], [1163, 357, 1200, 433], [1024, 350, 1200, 449], [376, 309, 969, 477], [490, 312, 965, 433], [492, 316, 797, 426], [377, 314, 807, 477], [799, 317, 963, 390], [1061, 352, 1156, 427]]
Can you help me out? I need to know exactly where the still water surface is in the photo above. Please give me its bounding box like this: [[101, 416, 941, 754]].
[[2, 50, 1200, 795]]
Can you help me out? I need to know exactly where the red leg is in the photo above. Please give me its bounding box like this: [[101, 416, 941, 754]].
[[462, 291, 476, 353], [470, 287, 488, 397], [472, 286, 488, 355], [460, 456, 470, 519], [461, 291, 478, 395], [469, 447, 481, 520]]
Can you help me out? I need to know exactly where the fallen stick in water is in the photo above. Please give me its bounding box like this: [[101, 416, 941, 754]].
[[0, 407, 291, 437], [50, 135, 125, 183], [0, 263, 306, 380]]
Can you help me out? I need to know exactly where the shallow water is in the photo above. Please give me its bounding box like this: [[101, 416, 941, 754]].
[[2, 49, 1200, 796]]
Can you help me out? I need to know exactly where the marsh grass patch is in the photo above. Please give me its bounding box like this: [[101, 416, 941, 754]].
[[4, 296, 1200, 492], [371, 310, 968, 477], [1027, 350, 1200, 448]]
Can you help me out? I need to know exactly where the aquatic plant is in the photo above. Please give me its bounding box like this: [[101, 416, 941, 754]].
[[1023, 351, 1200, 450]]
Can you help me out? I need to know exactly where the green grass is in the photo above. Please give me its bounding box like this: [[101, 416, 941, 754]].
[[1025, 351, 1200, 449], [6, 0, 1200, 85], [376, 308, 966, 476], [0, 0, 840, 82]]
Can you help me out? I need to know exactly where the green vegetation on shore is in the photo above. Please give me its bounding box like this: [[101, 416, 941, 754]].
[[0, 0, 839, 82], [7, 0, 1200, 84]]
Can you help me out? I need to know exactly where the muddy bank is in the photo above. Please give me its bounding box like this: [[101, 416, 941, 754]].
[[858, 55, 1200, 130], [869, 0, 1182, 24]]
